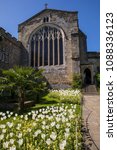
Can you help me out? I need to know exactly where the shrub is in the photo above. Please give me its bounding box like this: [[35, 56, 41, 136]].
[[95, 73, 100, 88], [72, 73, 82, 89]]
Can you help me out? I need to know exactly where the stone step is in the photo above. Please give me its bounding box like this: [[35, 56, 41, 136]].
[[82, 84, 98, 94], [83, 92, 99, 95]]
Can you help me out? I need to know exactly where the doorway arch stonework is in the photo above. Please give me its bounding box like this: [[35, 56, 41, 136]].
[[81, 65, 93, 85]]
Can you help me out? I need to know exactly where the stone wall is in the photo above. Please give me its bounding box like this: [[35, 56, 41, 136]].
[[18, 9, 80, 85], [0, 27, 28, 70], [87, 52, 100, 73]]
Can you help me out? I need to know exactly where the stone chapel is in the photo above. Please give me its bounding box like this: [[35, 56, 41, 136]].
[[0, 8, 100, 88]]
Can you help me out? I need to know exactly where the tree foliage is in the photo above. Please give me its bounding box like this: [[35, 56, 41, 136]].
[[0, 66, 47, 111]]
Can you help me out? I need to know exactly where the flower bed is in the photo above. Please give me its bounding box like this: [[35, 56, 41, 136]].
[[0, 104, 82, 150], [48, 89, 82, 104]]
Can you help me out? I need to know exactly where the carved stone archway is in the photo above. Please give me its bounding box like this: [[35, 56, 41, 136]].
[[81, 65, 93, 85], [84, 68, 91, 85]]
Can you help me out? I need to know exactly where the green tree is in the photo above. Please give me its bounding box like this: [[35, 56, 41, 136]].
[[0, 66, 47, 111]]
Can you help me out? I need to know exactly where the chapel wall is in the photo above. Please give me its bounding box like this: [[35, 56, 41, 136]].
[[18, 9, 80, 85]]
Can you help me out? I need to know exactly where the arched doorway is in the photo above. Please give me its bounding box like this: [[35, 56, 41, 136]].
[[84, 68, 91, 85]]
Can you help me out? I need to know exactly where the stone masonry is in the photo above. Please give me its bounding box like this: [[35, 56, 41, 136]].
[[0, 8, 100, 87]]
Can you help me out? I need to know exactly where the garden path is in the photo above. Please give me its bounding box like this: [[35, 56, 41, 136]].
[[83, 94, 100, 150]]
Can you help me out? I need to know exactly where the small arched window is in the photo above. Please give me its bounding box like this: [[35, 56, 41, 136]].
[[30, 26, 64, 67], [43, 17, 49, 23]]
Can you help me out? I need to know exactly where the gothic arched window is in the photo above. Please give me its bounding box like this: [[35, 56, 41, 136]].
[[30, 26, 64, 67]]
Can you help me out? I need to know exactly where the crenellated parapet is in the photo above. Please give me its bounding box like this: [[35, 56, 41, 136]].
[[0, 27, 28, 69], [0, 27, 22, 47]]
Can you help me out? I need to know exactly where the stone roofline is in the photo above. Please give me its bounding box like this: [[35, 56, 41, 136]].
[[18, 8, 78, 27], [71, 29, 87, 38], [87, 51, 100, 58], [0, 27, 22, 47]]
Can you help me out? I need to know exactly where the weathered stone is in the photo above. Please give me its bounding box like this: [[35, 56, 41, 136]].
[[0, 8, 100, 87]]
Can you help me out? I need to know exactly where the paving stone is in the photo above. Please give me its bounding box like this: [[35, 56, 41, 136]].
[[83, 95, 100, 150]]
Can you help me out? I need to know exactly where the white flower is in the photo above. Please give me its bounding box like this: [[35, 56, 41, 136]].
[[56, 117, 60, 122], [56, 124, 60, 129], [66, 123, 71, 127], [46, 138, 52, 145], [42, 121, 46, 125], [37, 129, 41, 134], [24, 115, 28, 120], [34, 130, 41, 137], [2, 113, 5, 116], [2, 129, 6, 133], [65, 132, 70, 139], [51, 121, 56, 127], [42, 125, 45, 129], [10, 112, 13, 115], [3, 141, 9, 149], [6, 111, 10, 114], [36, 110, 38, 114], [33, 122, 37, 127], [3, 116, 7, 119], [59, 140, 66, 150], [46, 125, 49, 129], [13, 117, 16, 120], [65, 128, 70, 133], [10, 139, 14, 144], [20, 115, 23, 118], [17, 139, 23, 146], [9, 145, 16, 150], [9, 122, 13, 128], [32, 114, 36, 120], [41, 134, 46, 139], [62, 117, 66, 123], [50, 132, 57, 141], [17, 123, 21, 128], [0, 124, 6, 128], [17, 133, 22, 138], [27, 128, 31, 132], [10, 132, 14, 137], [0, 134, 4, 140], [8, 114, 11, 118], [28, 112, 31, 115], [15, 114, 18, 117]]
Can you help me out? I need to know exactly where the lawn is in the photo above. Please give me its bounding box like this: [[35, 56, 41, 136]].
[[0, 89, 82, 150]]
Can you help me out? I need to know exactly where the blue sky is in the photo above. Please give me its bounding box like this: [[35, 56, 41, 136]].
[[0, 0, 100, 51]]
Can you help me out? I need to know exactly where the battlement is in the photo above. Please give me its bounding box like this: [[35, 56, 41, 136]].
[[0, 27, 22, 47]]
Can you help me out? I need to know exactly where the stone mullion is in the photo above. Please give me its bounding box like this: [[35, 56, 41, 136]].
[[33, 38, 36, 67], [52, 37, 55, 65], [42, 37, 44, 66], [38, 39, 40, 67], [48, 37, 50, 66], [57, 34, 60, 65], [29, 43, 31, 66]]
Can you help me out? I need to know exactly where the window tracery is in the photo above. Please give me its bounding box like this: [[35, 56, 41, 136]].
[[30, 26, 64, 67]]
